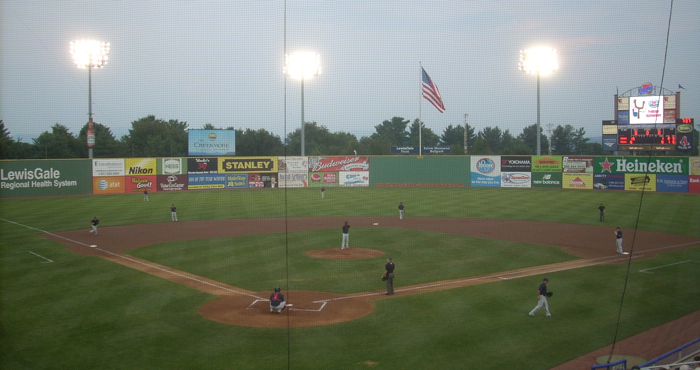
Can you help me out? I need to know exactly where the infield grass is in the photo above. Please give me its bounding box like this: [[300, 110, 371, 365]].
[[1, 187, 700, 369]]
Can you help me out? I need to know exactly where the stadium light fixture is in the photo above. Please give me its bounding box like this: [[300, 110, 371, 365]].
[[70, 40, 110, 159], [519, 47, 558, 155], [284, 52, 321, 156]]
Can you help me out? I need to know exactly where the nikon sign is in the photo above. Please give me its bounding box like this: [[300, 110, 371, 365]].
[[596, 157, 687, 175], [0, 159, 92, 198]]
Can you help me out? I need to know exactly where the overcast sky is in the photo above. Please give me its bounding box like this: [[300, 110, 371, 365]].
[[1, 1, 698, 144]]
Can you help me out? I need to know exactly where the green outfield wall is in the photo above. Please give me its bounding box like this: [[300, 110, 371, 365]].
[[0, 159, 92, 198], [2, 156, 699, 198], [368, 156, 470, 187]]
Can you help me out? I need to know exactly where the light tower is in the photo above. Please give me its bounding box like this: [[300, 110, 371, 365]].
[[70, 40, 110, 159], [519, 47, 558, 155], [284, 52, 321, 156]]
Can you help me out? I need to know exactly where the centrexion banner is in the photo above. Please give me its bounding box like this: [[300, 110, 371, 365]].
[[1, 159, 92, 198], [596, 157, 688, 175], [219, 157, 278, 173]]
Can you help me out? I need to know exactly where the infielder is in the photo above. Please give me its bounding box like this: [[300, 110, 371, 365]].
[[529, 277, 551, 317], [171, 204, 178, 221], [269, 287, 287, 313], [89, 217, 99, 235], [398, 202, 405, 220], [615, 227, 623, 254], [341, 221, 350, 249]]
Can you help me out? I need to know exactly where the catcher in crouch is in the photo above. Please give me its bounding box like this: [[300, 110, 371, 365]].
[[269, 287, 287, 313], [529, 277, 552, 317]]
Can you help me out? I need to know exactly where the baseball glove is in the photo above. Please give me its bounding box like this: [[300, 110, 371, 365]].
[[546, 292, 553, 297], [381, 276, 387, 281]]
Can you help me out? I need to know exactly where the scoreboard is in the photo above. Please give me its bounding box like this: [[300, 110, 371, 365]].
[[617, 124, 676, 151], [604, 118, 695, 152]]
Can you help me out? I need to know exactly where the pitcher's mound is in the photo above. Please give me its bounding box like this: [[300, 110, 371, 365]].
[[305, 248, 384, 260]]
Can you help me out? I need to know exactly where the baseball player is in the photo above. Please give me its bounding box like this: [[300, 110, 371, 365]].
[[143, 189, 149, 202], [341, 221, 350, 249], [171, 204, 178, 222], [598, 203, 605, 222], [321, 187, 325, 199], [269, 287, 287, 313], [398, 202, 405, 220], [89, 216, 99, 235], [615, 227, 623, 254], [529, 277, 551, 317]]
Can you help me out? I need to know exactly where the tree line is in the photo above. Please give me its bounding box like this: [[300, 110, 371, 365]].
[[0, 115, 606, 160]]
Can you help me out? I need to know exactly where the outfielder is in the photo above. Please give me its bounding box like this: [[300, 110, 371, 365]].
[[89, 217, 99, 235], [269, 287, 287, 313], [398, 202, 405, 220], [529, 277, 551, 317], [171, 204, 178, 222]]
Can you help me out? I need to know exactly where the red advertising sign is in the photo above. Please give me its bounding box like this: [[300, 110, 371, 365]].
[[157, 174, 188, 191], [689, 176, 700, 194], [125, 175, 156, 193], [309, 157, 370, 172]]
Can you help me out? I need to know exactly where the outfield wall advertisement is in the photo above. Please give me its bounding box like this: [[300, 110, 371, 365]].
[[471, 156, 500, 187], [0, 159, 92, 198], [4, 155, 700, 198], [531, 172, 562, 188], [157, 174, 188, 191]]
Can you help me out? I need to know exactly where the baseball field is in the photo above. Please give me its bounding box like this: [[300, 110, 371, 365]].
[[1, 187, 699, 369]]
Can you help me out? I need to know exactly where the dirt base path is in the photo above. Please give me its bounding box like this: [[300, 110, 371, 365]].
[[45, 217, 700, 366]]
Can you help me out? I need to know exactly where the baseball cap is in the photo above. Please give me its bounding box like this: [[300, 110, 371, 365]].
[[543, 278, 549, 282]]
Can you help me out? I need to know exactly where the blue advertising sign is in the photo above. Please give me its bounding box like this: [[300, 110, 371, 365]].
[[656, 174, 688, 193], [470, 156, 501, 187], [602, 135, 618, 151], [224, 174, 248, 189], [617, 110, 629, 124], [593, 173, 625, 190], [187, 174, 227, 189], [188, 130, 236, 156]]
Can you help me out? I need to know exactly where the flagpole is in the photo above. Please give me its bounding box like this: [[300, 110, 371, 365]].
[[419, 62, 422, 157]]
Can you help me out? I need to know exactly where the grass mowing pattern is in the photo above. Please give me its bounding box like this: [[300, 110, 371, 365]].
[[127, 228, 576, 293], [1, 187, 699, 369]]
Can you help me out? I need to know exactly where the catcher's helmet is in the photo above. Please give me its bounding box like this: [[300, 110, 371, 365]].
[[274, 287, 280, 293]]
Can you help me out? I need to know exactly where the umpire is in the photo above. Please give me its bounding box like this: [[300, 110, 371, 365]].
[[383, 258, 395, 295]]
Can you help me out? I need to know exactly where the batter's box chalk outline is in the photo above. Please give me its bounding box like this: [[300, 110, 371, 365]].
[[246, 299, 326, 312]]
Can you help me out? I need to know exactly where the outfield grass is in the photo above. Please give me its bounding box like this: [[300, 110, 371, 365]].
[[1, 187, 699, 369]]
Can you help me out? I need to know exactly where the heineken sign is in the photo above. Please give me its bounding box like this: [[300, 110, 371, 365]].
[[596, 157, 687, 174]]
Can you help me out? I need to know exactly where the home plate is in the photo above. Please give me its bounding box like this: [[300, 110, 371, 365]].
[[90, 245, 97, 248], [373, 223, 379, 226]]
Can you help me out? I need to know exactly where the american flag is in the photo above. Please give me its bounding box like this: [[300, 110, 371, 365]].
[[422, 67, 445, 113]]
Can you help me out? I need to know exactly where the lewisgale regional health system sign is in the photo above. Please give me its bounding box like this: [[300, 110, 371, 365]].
[[0, 160, 92, 197]]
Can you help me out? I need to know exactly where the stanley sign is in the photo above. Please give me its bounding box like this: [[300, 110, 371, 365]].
[[219, 157, 278, 173]]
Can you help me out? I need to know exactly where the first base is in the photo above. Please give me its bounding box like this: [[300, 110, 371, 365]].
[[622, 252, 629, 255], [373, 223, 379, 226], [90, 245, 97, 248]]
